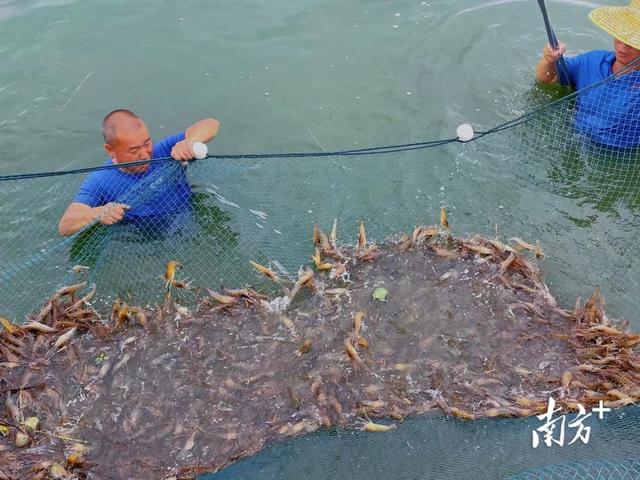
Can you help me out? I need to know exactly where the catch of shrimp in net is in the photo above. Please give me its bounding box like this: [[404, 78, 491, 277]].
[[1, 212, 640, 479]]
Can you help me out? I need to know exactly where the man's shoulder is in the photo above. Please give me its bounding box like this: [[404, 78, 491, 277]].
[[153, 131, 186, 159], [74, 160, 120, 206], [574, 50, 614, 64], [80, 160, 119, 186], [566, 50, 614, 87]]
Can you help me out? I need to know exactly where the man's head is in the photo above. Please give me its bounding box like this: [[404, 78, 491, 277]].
[[590, 1, 640, 68], [102, 109, 153, 174], [613, 38, 640, 66]]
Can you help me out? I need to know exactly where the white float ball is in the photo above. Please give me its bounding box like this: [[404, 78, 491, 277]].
[[456, 124, 474, 142], [193, 142, 208, 160]]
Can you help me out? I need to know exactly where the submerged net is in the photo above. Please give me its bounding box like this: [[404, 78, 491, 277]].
[[2, 63, 640, 478], [208, 411, 640, 480]]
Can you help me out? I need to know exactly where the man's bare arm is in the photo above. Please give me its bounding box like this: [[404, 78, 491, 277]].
[[536, 43, 567, 84], [58, 202, 128, 236], [186, 118, 220, 143], [172, 118, 221, 161]]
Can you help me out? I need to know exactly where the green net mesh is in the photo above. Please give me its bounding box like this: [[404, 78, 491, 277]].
[[3, 64, 640, 323], [204, 406, 640, 480], [2, 65, 640, 479]]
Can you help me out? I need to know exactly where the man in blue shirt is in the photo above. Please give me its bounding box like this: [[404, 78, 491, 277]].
[[58, 110, 220, 236], [535, 0, 640, 147]]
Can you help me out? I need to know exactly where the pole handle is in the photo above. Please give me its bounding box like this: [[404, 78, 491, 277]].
[[536, 0, 573, 88]]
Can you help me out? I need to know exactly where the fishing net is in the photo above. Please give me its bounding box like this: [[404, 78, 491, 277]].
[[2, 63, 640, 324], [207, 408, 640, 480], [2, 64, 640, 478]]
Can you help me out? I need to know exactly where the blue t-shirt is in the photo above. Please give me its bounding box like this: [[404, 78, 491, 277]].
[[73, 132, 191, 218], [564, 50, 640, 148]]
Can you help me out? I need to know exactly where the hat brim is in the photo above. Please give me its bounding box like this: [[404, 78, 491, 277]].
[[590, 6, 640, 50]]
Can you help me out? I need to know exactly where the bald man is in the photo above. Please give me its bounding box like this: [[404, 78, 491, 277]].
[[58, 110, 219, 236]]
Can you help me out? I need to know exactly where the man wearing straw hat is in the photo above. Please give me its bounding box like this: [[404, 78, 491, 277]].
[[535, 0, 640, 147], [536, 0, 640, 87]]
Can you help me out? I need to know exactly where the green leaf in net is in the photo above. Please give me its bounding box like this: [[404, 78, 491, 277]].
[[94, 352, 108, 364], [372, 287, 389, 302], [22, 417, 39, 431]]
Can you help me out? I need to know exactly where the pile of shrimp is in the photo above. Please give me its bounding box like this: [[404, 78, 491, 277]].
[[1, 210, 639, 480]]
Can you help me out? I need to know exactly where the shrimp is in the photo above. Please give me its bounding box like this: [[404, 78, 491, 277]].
[[484, 407, 517, 418], [288, 269, 314, 302], [432, 246, 458, 260], [311, 248, 333, 271], [440, 207, 450, 229], [344, 338, 364, 368], [164, 260, 182, 291], [65, 285, 97, 313], [352, 310, 366, 341], [391, 363, 412, 372], [66, 454, 86, 468], [114, 303, 133, 329], [356, 419, 396, 432], [560, 371, 573, 389], [499, 253, 516, 276], [111, 301, 146, 329], [325, 287, 348, 295], [278, 420, 311, 436], [463, 242, 495, 256], [53, 327, 77, 349], [356, 400, 387, 410], [510, 237, 544, 258], [0, 317, 22, 335], [172, 302, 191, 317], [249, 260, 281, 284], [228, 288, 266, 298], [295, 339, 312, 357], [414, 225, 440, 242], [449, 407, 475, 420], [206, 289, 238, 305], [54, 281, 88, 299], [286, 386, 302, 409], [171, 279, 193, 290], [329, 263, 349, 281], [133, 309, 147, 328], [71, 264, 89, 274], [330, 218, 338, 247], [357, 221, 367, 251], [620, 336, 640, 348], [397, 233, 414, 251], [22, 321, 56, 334], [36, 301, 53, 323], [356, 246, 380, 262], [279, 314, 297, 335]]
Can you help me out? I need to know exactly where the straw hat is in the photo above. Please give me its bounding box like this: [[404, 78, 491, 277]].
[[590, 0, 640, 49]]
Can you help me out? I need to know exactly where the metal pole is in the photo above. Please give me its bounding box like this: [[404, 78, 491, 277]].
[[536, 0, 573, 88]]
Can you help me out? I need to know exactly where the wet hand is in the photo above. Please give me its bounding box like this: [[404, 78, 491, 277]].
[[543, 42, 566, 63], [171, 139, 196, 162], [94, 202, 128, 225]]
